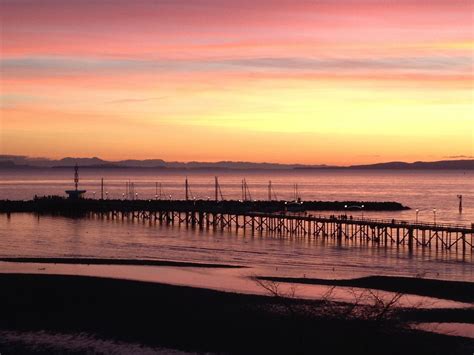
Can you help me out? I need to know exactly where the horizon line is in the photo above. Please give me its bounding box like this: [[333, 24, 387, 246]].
[[1, 154, 473, 169]]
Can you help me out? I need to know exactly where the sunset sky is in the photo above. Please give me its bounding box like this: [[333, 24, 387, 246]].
[[0, 0, 472, 165]]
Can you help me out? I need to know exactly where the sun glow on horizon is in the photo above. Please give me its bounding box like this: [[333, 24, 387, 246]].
[[0, 0, 473, 165]]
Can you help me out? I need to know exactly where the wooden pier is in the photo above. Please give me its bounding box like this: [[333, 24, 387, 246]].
[[1, 198, 472, 252], [91, 209, 473, 252]]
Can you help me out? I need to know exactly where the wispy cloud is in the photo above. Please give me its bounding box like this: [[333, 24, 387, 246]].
[[2, 55, 471, 78], [0, 94, 41, 109], [105, 97, 167, 104], [444, 155, 474, 159]]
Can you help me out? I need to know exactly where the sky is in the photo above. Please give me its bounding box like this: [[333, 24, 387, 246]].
[[0, 0, 473, 165]]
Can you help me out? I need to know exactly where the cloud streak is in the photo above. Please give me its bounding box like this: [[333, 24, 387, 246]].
[[1, 0, 472, 164], [2, 55, 471, 78], [105, 97, 167, 104]]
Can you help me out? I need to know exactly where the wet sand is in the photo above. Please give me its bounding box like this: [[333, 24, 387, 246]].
[[0, 257, 244, 268], [256, 275, 474, 303], [1, 260, 470, 309], [0, 273, 472, 354]]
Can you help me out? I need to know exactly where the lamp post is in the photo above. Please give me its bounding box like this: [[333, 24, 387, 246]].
[[93, 192, 96, 199], [433, 208, 437, 225], [361, 204, 365, 219], [105, 191, 108, 200], [415, 209, 419, 223]]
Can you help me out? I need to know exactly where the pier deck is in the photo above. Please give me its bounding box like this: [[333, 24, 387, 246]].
[[1, 198, 472, 252]]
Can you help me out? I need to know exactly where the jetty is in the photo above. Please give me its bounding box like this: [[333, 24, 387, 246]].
[[1, 197, 472, 252]]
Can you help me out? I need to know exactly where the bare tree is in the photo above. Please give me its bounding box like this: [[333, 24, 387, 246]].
[[250, 276, 299, 317], [251, 276, 408, 325]]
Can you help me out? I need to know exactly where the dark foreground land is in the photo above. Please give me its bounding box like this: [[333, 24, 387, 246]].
[[0, 274, 472, 354]]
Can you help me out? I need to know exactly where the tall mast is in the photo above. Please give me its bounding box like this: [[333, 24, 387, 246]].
[[74, 164, 79, 191], [185, 177, 189, 201]]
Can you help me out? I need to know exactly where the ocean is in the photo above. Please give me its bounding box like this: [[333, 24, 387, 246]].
[[1, 168, 473, 224], [0, 169, 472, 284]]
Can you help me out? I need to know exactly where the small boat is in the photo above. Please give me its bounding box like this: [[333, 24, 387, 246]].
[[285, 199, 305, 212]]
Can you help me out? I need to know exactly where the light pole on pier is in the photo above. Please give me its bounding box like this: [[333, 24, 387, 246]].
[[433, 208, 437, 225], [416, 209, 419, 224], [457, 195, 463, 213]]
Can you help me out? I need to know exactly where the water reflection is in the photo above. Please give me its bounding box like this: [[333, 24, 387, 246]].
[[0, 213, 472, 282]]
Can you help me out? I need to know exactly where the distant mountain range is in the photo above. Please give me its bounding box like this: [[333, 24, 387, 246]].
[[0, 155, 473, 170]]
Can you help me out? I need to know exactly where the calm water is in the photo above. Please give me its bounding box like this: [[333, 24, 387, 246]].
[[1, 169, 473, 224], [0, 211, 472, 283], [0, 169, 472, 284]]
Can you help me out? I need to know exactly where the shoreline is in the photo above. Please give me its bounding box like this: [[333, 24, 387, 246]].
[[256, 275, 474, 303], [0, 273, 472, 354], [0, 257, 244, 269], [1, 258, 472, 304]]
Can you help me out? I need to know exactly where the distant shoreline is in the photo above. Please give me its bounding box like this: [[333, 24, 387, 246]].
[[1, 157, 473, 170], [1, 165, 473, 171]]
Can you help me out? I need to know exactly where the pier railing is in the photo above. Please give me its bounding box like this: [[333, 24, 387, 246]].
[[84, 209, 474, 252], [1, 198, 472, 252], [301, 214, 472, 231]]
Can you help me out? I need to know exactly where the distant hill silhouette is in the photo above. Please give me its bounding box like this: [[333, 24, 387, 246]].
[[347, 160, 474, 170], [0, 155, 472, 170]]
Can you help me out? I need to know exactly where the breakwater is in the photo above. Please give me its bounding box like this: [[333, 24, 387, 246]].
[[0, 196, 408, 214]]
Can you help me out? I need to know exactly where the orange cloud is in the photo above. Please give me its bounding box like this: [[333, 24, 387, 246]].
[[1, 0, 472, 164]]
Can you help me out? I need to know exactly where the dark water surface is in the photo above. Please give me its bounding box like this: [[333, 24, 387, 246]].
[[0, 169, 472, 283]]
